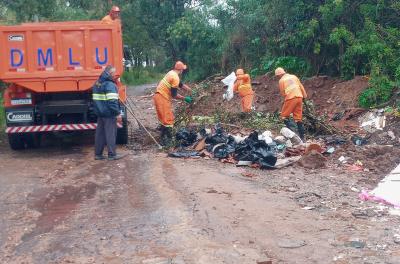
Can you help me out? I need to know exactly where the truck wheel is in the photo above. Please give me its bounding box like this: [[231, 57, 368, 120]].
[[116, 118, 128, 145], [26, 133, 41, 149], [8, 134, 25, 150]]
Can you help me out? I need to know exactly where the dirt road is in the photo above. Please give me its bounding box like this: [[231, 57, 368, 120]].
[[1, 84, 400, 264]]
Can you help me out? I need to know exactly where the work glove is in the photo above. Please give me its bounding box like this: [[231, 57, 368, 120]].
[[184, 96, 193, 104]]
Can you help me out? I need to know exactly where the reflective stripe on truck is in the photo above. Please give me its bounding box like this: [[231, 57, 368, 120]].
[[6, 122, 123, 133]]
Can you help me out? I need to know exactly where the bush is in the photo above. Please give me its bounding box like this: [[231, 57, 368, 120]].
[[258, 56, 312, 77], [359, 74, 394, 108]]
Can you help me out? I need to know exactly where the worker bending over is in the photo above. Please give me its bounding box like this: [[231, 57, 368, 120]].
[[233, 69, 254, 112], [275, 67, 308, 140], [153, 61, 192, 146], [102, 6, 121, 24]]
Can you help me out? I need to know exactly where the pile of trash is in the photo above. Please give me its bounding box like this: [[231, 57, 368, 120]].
[[168, 124, 312, 169]]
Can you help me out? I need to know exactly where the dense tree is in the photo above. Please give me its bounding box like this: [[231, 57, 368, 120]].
[[1, 0, 399, 106]]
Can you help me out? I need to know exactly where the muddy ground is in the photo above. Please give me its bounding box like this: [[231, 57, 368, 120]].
[[1, 84, 400, 264]]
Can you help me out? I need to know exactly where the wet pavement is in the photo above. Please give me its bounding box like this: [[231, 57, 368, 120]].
[[0, 84, 400, 263]]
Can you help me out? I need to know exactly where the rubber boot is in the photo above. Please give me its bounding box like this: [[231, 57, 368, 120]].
[[284, 119, 291, 128], [296, 122, 305, 141], [164, 127, 173, 146], [160, 126, 173, 147], [160, 126, 168, 146]]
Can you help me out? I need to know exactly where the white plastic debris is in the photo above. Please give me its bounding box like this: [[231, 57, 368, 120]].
[[221, 72, 236, 101], [274, 136, 286, 144], [231, 134, 247, 144], [236, 160, 253, 167], [338, 156, 349, 163], [258, 131, 274, 144], [280, 127, 303, 145], [360, 164, 400, 208], [281, 127, 296, 138], [359, 109, 386, 132]]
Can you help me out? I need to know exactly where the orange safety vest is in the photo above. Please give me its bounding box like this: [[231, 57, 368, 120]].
[[156, 70, 180, 101], [234, 74, 254, 97], [279, 74, 307, 101], [101, 15, 114, 24]]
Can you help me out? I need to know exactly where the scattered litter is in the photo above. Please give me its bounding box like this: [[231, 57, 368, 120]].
[[359, 163, 400, 207], [274, 136, 286, 144], [274, 156, 301, 169], [237, 160, 253, 167], [256, 261, 272, 264], [325, 147, 335, 154], [338, 156, 350, 164], [277, 144, 286, 151], [360, 109, 386, 132], [323, 135, 347, 145], [176, 128, 197, 147], [277, 239, 307, 249], [347, 240, 366, 249], [351, 135, 368, 146], [194, 138, 206, 151], [168, 150, 200, 158], [221, 72, 236, 101], [259, 131, 274, 144], [231, 134, 247, 144], [280, 127, 303, 145]]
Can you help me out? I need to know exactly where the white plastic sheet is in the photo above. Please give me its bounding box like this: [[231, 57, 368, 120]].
[[221, 72, 236, 101], [360, 164, 400, 207]]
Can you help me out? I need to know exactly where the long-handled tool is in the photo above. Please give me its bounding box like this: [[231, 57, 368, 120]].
[[120, 101, 163, 149]]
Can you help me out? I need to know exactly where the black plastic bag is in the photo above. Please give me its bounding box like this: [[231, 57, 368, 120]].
[[176, 128, 198, 147], [168, 150, 200, 158]]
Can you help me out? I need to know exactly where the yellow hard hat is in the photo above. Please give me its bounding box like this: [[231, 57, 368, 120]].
[[236, 69, 244, 76], [174, 61, 187, 70], [275, 67, 286, 76]]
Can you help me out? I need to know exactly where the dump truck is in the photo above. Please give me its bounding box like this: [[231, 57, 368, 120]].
[[0, 21, 128, 150]]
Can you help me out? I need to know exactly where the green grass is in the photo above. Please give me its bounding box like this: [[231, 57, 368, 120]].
[[121, 68, 163, 86]]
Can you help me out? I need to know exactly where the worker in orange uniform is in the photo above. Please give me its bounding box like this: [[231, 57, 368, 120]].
[[233, 69, 254, 112], [153, 61, 193, 146], [275, 67, 308, 140], [101, 6, 121, 24]]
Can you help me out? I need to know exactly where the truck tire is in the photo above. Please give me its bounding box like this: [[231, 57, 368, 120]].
[[8, 134, 25, 150], [116, 118, 128, 145], [26, 133, 41, 149]]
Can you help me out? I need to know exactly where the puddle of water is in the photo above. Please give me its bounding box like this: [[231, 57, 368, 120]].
[[22, 182, 98, 241]]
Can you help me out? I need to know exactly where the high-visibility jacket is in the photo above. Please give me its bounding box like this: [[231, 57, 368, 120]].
[[92, 71, 120, 117], [234, 74, 254, 97], [156, 70, 180, 101], [279, 74, 307, 101]]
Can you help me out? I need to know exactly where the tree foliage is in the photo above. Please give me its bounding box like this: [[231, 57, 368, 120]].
[[1, 0, 400, 107]]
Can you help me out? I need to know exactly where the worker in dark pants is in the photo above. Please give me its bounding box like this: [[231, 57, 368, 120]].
[[92, 65, 124, 160]]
